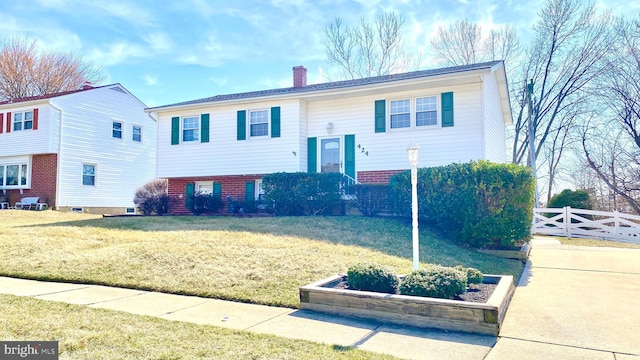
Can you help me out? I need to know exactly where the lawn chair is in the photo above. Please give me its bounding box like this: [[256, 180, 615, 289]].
[[15, 197, 47, 210]]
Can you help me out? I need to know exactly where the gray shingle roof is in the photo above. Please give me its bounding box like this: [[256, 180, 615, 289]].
[[146, 61, 502, 111]]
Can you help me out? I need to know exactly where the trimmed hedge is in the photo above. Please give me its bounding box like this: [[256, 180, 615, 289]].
[[390, 160, 535, 249], [399, 266, 468, 299], [347, 263, 400, 294], [262, 172, 343, 216], [547, 189, 593, 209]]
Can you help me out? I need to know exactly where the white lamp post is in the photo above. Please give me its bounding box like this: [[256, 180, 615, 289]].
[[406, 142, 420, 270]]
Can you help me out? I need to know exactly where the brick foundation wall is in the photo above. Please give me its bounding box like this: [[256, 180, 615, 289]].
[[357, 170, 403, 184], [168, 174, 264, 214], [4, 154, 57, 207]]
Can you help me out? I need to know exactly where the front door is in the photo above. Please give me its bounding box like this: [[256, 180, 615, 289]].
[[321, 137, 341, 173]]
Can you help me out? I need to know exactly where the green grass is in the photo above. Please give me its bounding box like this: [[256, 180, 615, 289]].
[[0, 211, 523, 308], [0, 294, 398, 360], [555, 236, 640, 249]]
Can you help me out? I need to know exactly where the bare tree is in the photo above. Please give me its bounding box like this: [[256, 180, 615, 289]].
[[511, 0, 613, 166], [0, 37, 103, 101], [430, 20, 521, 67], [323, 12, 416, 80]]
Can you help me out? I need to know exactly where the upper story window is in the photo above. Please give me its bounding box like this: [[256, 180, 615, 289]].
[[182, 116, 199, 142], [82, 164, 95, 186], [389, 96, 439, 130], [390, 99, 411, 129], [250, 109, 269, 137], [112, 121, 122, 139], [416, 96, 437, 126], [13, 111, 33, 131], [0, 162, 29, 189], [132, 125, 142, 142]]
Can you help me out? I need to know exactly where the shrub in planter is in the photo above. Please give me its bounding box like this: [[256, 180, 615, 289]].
[[455, 266, 483, 285], [399, 266, 467, 299], [347, 263, 399, 294]]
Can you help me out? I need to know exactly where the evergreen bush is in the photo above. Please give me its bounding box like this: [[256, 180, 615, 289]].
[[347, 263, 400, 294], [353, 184, 390, 217], [262, 172, 342, 216], [399, 266, 467, 299]]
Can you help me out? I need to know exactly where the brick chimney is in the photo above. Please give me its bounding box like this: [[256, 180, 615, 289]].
[[81, 81, 94, 90], [293, 66, 307, 88]]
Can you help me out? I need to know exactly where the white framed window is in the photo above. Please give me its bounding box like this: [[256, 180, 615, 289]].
[[195, 181, 212, 195], [132, 125, 142, 142], [416, 96, 437, 126], [0, 159, 30, 189], [112, 121, 123, 139], [255, 179, 265, 200], [182, 116, 199, 142], [249, 109, 269, 137], [390, 99, 410, 129], [82, 163, 96, 186], [389, 96, 439, 130], [13, 111, 33, 131]]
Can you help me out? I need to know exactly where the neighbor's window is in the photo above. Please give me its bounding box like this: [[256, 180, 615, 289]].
[[196, 181, 212, 195], [182, 116, 199, 142], [82, 164, 95, 186], [112, 121, 122, 139], [0, 162, 29, 188], [416, 96, 437, 126], [13, 111, 33, 131], [390, 99, 410, 129], [132, 125, 142, 142], [249, 109, 268, 137]]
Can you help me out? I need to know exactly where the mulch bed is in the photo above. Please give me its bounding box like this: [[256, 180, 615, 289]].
[[331, 276, 496, 303]]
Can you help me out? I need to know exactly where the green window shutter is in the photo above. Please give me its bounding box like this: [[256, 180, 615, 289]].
[[307, 137, 317, 173], [171, 117, 180, 145], [185, 183, 195, 210], [441, 92, 454, 127], [213, 182, 221, 200], [271, 106, 280, 138], [344, 134, 355, 179], [237, 110, 246, 140], [201, 113, 210, 143], [374, 100, 386, 133], [245, 181, 255, 203]]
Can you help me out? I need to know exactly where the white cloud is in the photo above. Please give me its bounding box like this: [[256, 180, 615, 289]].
[[142, 32, 174, 53], [142, 75, 158, 86], [86, 41, 147, 67]]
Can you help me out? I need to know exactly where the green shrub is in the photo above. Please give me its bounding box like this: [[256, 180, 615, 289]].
[[353, 184, 390, 217], [455, 266, 483, 285], [192, 193, 223, 214], [547, 189, 593, 209], [262, 172, 342, 216], [389, 160, 535, 249], [399, 266, 467, 299], [347, 263, 399, 294], [134, 179, 169, 215]]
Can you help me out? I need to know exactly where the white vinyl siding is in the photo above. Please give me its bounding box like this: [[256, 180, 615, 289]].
[[481, 73, 508, 162], [53, 86, 157, 208], [156, 100, 300, 178]]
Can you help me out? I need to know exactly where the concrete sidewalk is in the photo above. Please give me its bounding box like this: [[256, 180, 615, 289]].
[[1, 237, 639, 359]]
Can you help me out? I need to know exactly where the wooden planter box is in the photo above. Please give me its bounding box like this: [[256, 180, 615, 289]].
[[299, 274, 515, 336], [477, 243, 531, 262]]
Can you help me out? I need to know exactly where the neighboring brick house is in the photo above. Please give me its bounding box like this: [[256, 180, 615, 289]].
[[0, 84, 157, 214], [146, 61, 512, 214]]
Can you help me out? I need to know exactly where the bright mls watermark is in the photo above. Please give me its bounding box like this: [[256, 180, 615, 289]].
[[1, 341, 58, 359]]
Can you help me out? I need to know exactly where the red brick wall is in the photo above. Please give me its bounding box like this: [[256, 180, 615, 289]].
[[168, 174, 264, 214], [4, 154, 57, 207], [357, 170, 403, 184]]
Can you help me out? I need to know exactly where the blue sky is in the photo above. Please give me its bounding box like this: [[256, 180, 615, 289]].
[[0, 0, 636, 107]]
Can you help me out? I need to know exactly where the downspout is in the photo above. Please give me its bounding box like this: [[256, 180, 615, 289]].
[[49, 100, 64, 211]]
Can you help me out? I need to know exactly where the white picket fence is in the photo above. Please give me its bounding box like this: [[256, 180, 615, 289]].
[[532, 207, 640, 244]]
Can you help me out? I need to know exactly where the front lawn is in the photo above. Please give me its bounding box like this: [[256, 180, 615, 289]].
[[0, 211, 523, 308], [0, 294, 398, 360]]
